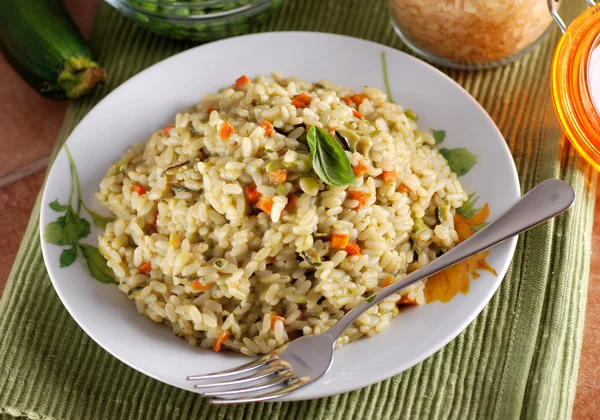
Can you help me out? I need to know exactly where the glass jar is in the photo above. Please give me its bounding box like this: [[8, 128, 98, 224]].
[[388, 0, 561, 69], [105, 0, 283, 42], [550, 1, 600, 170]]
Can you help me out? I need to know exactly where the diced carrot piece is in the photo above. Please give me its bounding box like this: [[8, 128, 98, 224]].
[[268, 168, 288, 184], [330, 233, 350, 249], [398, 295, 419, 305], [341, 96, 352, 105], [212, 331, 231, 352], [352, 161, 368, 178], [139, 261, 152, 276], [294, 92, 311, 106], [256, 196, 274, 214], [163, 125, 174, 137], [328, 128, 337, 136], [219, 121, 234, 141], [344, 241, 362, 256], [191, 281, 211, 291], [270, 314, 285, 330], [347, 190, 368, 209], [235, 75, 250, 87], [397, 184, 412, 193], [381, 169, 397, 184], [350, 93, 368, 105], [291, 99, 306, 108], [381, 275, 394, 287], [132, 184, 147, 196], [260, 120, 274, 137], [245, 184, 262, 204], [285, 194, 297, 210], [206, 106, 217, 113], [352, 110, 364, 119]]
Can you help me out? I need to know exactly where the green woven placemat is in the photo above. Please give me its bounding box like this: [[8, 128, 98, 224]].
[[0, 1, 596, 419]]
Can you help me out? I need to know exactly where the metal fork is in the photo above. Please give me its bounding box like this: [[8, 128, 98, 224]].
[[188, 178, 575, 404]]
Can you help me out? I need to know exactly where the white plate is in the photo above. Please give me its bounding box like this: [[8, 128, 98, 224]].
[[40, 32, 520, 401]]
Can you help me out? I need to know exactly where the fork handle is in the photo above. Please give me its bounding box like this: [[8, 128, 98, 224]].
[[325, 178, 575, 340]]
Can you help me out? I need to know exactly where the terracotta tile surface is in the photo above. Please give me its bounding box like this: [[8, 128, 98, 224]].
[[0, 171, 45, 294], [0, 1, 597, 416], [0, 58, 65, 179]]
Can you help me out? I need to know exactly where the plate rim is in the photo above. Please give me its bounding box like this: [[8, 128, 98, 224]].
[[39, 30, 520, 401]]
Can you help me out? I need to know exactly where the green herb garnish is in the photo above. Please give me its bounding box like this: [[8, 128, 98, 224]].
[[175, 274, 203, 281], [432, 129, 446, 145], [306, 126, 355, 187], [161, 160, 190, 177], [171, 185, 200, 194], [334, 130, 352, 151], [439, 147, 478, 176], [213, 258, 227, 268], [128, 286, 143, 296], [300, 249, 321, 267], [405, 109, 418, 121], [109, 159, 129, 176], [365, 295, 376, 303]]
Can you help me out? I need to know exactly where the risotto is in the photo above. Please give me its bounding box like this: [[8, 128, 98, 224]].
[[96, 74, 467, 356]]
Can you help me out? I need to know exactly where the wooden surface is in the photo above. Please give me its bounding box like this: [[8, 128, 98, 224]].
[[0, 1, 597, 417]]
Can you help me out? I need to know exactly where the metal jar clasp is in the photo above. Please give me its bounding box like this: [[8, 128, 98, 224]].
[[548, 0, 598, 33]]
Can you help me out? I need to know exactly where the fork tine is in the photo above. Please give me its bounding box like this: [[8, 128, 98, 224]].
[[194, 364, 288, 389], [202, 372, 295, 397], [187, 354, 274, 380], [210, 377, 308, 405]]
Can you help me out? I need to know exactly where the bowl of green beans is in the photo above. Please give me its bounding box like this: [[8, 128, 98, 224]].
[[105, 0, 283, 41]]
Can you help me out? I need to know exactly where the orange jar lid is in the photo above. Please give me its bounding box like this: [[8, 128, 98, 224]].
[[550, 2, 600, 170]]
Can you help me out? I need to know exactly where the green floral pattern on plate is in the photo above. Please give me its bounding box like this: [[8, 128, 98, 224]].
[[44, 145, 116, 284]]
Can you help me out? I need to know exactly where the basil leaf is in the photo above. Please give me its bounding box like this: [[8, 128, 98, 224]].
[[439, 147, 478, 176], [49, 199, 68, 212], [306, 126, 355, 187], [432, 129, 446, 145], [60, 245, 78, 267], [78, 244, 116, 284]]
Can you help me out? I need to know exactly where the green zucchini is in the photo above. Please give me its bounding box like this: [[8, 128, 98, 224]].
[[0, 0, 106, 100]]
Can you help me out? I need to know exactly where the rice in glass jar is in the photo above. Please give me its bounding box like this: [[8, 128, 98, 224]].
[[388, 0, 561, 69]]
